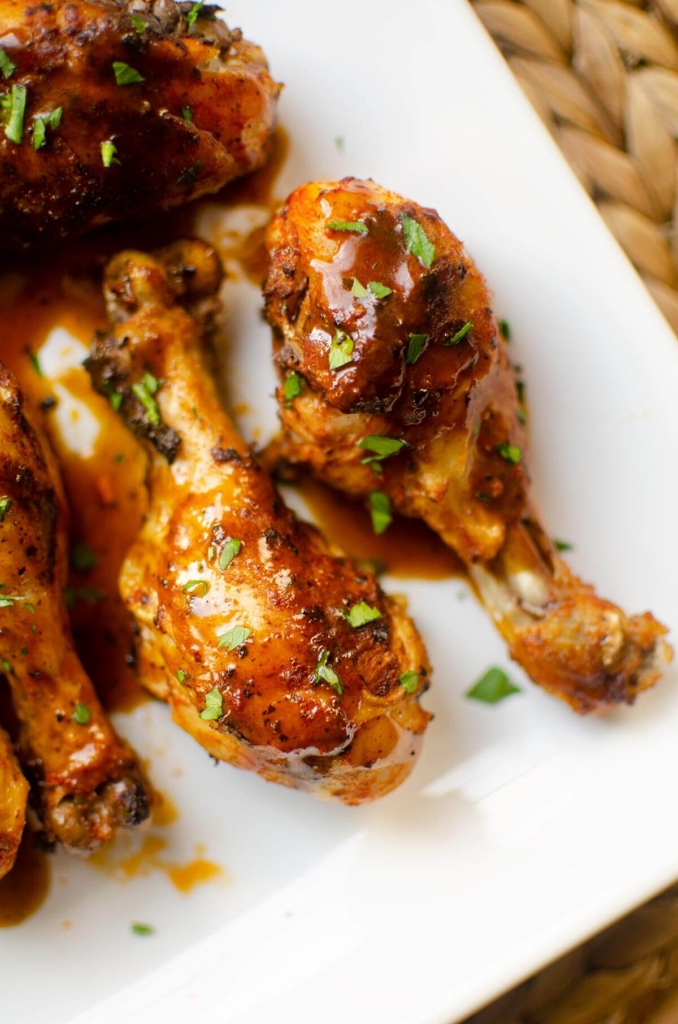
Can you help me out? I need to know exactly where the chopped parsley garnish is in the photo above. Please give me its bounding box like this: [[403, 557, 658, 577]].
[[495, 442, 522, 465], [0, 497, 12, 522], [70, 541, 98, 572], [182, 106, 193, 124], [401, 215, 435, 269], [351, 278, 368, 298], [131, 379, 160, 426], [399, 670, 419, 694], [28, 351, 43, 377], [283, 372, 303, 403], [369, 490, 392, 535], [406, 333, 428, 365], [0, 49, 16, 80], [176, 669, 188, 684], [217, 625, 251, 652], [218, 538, 242, 571], [113, 61, 145, 86], [72, 702, 91, 725], [553, 538, 573, 552], [3, 83, 24, 144], [177, 159, 201, 186], [516, 380, 525, 404], [182, 579, 210, 597], [335, 135, 344, 152], [101, 140, 120, 167], [144, 371, 159, 394], [1, 659, 12, 675], [104, 383, 123, 411], [312, 648, 343, 695], [0, 593, 29, 608], [199, 686, 223, 720], [130, 13, 147, 32], [368, 281, 392, 299], [466, 667, 521, 704], [344, 602, 381, 628], [50, 107, 63, 129], [33, 107, 62, 150], [328, 329, 354, 370], [186, 0, 205, 27], [131, 922, 154, 935], [499, 318, 511, 340], [446, 322, 473, 346], [20, 646, 27, 656], [327, 220, 367, 234], [358, 435, 407, 470], [517, 409, 526, 425]]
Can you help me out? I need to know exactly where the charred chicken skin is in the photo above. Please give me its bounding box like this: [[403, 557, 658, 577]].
[[263, 178, 672, 713], [0, 0, 280, 249], [0, 724, 27, 878], [0, 366, 150, 850], [85, 240, 431, 804]]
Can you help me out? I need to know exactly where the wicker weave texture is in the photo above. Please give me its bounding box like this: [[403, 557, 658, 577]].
[[472, 0, 678, 333]]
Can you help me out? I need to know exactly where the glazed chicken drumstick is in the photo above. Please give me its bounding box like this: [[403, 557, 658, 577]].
[[264, 179, 672, 713], [85, 240, 431, 804], [0, 0, 280, 249], [0, 724, 27, 878], [0, 366, 150, 850]]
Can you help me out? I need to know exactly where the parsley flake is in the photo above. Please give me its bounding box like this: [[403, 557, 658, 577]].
[[466, 667, 521, 705], [312, 648, 343, 695], [327, 220, 367, 235], [199, 686, 223, 720], [1, 659, 12, 675], [176, 669, 188, 684], [113, 61, 145, 86], [401, 215, 435, 269], [283, 372, 303, 403], [182, 579, 210, 597], [131, 380, 160, 426], [358, 435, 407, 469], [406, 333, 428, 365], [186, 0, 205, 27], [217, 625, 251, 652], [0, 49, 15, 80], [495, 442, 522, 465], [72, 702, 91, 725], [33, 118, 46, 150], [328, 330, 354, 370], [0, 497, 13, 522], [351, 278, 368, 298], [499, 318, 511, 340], [131, 922, 154, 935], [368, 281, 392, 299], [344, 602, 381, 628], [218, 538, 242, 571], [369, 490, 392, 535], [182, 106, 193, 124], [399, 670, 419, 694], [130, 13, 147, 32], [446, 322, 473, 346], [101, 140, 120, 167], [70, 541, 98, 572], [49, 107, 63, 129], [28, 351, 43, 377], [553, 538, 573, 552], [177, 159, 201, 186], [5, 84, 26, 144]]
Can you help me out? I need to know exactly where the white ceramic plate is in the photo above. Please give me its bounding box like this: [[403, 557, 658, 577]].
[[4, 1, 678, 1022]]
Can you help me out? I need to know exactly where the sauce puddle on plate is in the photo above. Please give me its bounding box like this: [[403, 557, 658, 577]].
[[0, 830, 51, 928]]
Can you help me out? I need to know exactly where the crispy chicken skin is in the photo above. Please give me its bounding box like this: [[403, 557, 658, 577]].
[[0, 724, 27, 878], [0, 0, 280, 249], [263, 178, 672, 713], [85, 240, 431, 804], [0, 367, 150, 850]]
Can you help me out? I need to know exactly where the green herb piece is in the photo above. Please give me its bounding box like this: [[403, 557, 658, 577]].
[[177, 159, 201, 186], [327, 220, 367, 235], [399, 670, 419, 694], [0, 497, 13, 522], [1, 659, 12, 674], [20, 647, 27, 656], [406, 333, 428, 365], [401, 215, 435, 269], [130, 13, 147, 32], [553, 538, 573, 552], [131, 380, 160, 426], [368, 281, 392, 299], [182, 579, 210, 597], [101, 140, 120, 167], [351, 277, 368, 298], [0, 597, 16, 608], [143, 371, 159, 395], [517, 409, 526, 425], [369, 490, 392, 535], [28, 351, 43, 377], [33, 118, 46, 150], [0, 49, 16, 80], [182, 106, 193, 124], [4, 83, 25, 144], [217, 624, 251, 652], [358, 435, 407, 468], [283, 372, 303, 403], [218, 538, 242, 571], [65, 586, 104, 608], [499, 318, 511, 340], [131, 922, 154, 935], [334, 135, 344, 152], [207, 543, 216, 562], [186, 0, 204, 27], [106, 386, 123, 411], [495, 442, 522, 465], [49, 107, 62, 129], [312, 648, 343, 695], [114, 453, 125, 463], [466, 666, 521, 705], [24, 602, 36, 613], [70, 541, 98, 572], [199, 686, 223, 720], [446, 322, 472, 346], [113, 61, 145, 86], [72, 702, 91, 725], [516, 382, 525, 407], [344, 602, 381, 628], [475, 491, 493, 502], [176, 669, 188, 684], [328, 330, 354, 370]]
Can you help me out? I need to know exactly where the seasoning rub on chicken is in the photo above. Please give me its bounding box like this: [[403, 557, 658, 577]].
[[85, 239, 431, 805], [0, 0, 280, 248], [263, 178, 672, 714]]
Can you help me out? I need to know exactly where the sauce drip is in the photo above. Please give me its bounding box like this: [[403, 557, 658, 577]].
[[0, 830, 51, 928], [89, 834, 225, 894]]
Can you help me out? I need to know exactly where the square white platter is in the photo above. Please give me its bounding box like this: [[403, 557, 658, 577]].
[[3, 1, 678, 1023]]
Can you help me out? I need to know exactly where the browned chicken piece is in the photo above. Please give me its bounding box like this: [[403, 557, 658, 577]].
[[0, 366, 150, 850], [0, 723, 27, 878], [85, 240, 431, 804], [0, 0, 280, 249], [263, 179, 672, 714]]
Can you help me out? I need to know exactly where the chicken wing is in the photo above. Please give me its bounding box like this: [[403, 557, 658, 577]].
[[263, 179, 672, 713], [0, 0, 280, 249], [0, 724, 27, 879], [0, 366, 150, 850], [85, 239, 431, 804]]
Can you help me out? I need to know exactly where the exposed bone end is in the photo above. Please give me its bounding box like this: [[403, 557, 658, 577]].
[[41, 769, 151, 854]]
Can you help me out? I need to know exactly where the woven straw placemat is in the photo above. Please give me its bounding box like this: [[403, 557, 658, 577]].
[[460, 1, 678, 1020]]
